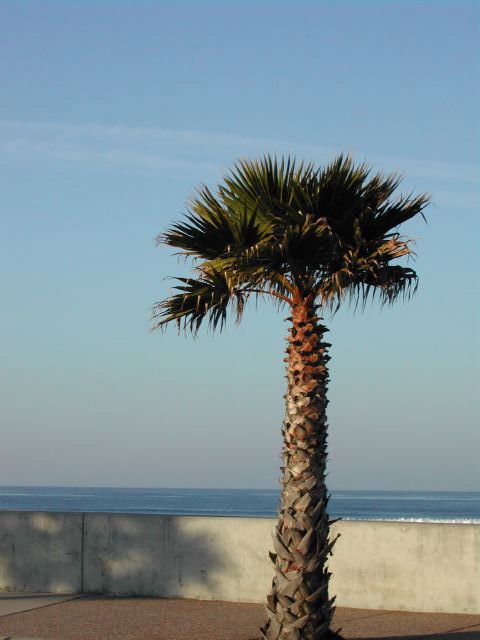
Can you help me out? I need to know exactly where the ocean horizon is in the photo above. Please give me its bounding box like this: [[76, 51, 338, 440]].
[[0, 486, 479, 523]]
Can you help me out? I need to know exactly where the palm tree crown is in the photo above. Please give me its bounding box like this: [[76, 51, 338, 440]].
[[154, 154, 429, 330]]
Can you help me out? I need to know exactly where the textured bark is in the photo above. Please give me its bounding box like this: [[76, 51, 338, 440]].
[[261, 297, 341, 640]]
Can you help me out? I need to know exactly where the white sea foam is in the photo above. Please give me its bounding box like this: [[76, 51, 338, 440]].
[[334, 494, 480, 502], [343, 517, 480, 524]]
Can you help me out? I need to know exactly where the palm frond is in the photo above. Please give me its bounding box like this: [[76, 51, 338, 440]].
[[159, 188, 271, 261], [152, 263, 293, 333], [316, 230, 419, 305], [152, 268, 242, 333], [349, 265, 419, 309], [367, 192, 430, 238], [223, 155, 313, 226]]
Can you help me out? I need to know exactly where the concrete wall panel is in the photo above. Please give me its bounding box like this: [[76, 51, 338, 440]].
[[83, 514, 273, 601], [329, 520, 480, 614], [0, 511, 82, 593]]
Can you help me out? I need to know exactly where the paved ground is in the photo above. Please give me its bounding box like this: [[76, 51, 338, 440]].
[[0, 595, 479, 640], [0, 595, 76, 618]]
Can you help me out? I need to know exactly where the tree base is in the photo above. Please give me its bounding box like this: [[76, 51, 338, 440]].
[[260, 624, 343, 640]]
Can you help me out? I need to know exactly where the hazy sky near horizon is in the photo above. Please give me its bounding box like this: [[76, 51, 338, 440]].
[[1, 1, 479, 491]]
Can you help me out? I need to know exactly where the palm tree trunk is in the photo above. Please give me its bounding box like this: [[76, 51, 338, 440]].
[[261, 296, 340, 640]]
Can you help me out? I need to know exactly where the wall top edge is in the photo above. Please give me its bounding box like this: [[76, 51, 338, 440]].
[[0, 510, 478, 528]]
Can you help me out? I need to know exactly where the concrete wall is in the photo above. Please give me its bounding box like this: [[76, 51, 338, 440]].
[[0, 511, 479, 613]]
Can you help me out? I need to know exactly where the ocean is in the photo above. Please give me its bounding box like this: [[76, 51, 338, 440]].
[[0, 487, 479, 522]]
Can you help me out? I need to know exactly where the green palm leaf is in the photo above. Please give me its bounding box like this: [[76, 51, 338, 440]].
[[152, 268, 240, 332]]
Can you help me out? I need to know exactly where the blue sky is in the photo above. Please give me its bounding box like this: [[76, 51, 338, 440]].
[[1, 1, 478, 490]]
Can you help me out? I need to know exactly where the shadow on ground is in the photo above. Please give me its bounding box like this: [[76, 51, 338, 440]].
[[351, 634, 480, 640]]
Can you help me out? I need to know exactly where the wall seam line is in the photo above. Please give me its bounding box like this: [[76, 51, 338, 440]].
[[80, 512, 85, 594]]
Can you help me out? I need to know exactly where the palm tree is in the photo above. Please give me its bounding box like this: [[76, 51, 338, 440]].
[[153, 155, 429, 640]]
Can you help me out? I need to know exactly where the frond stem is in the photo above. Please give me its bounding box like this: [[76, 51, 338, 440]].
[[272, 273, 295, 294], [243, 288, 294, 306]]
